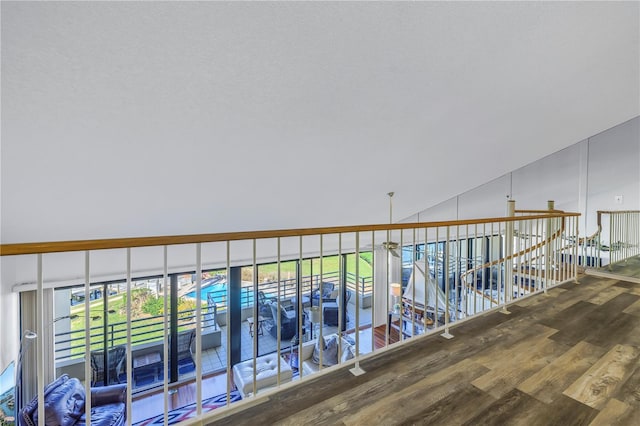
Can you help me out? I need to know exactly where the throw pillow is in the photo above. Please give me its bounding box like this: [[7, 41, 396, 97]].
[[341, 342, 356, 362], [312, 334, 339, 366]]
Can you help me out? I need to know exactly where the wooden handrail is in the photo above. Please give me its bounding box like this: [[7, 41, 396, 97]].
[[597, 210, 640, 214], [567, 226, 602, 248], [461, 209, 608, 304], [0, 212, 579, 256], [515, 209, 565, 214], [597, 210, 640, 227], [460, 214, 567, 298]]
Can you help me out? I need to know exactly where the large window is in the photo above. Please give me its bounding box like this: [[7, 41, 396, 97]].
[[54, 273, 221, 391], [53, 253, 374, 392]]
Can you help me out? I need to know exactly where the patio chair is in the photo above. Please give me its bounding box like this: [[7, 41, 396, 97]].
[[258, 290, 275, 320], [176, 329, 196, 369], [323, 289, 352, 326], [269, 303, 301, 341], [311, 282, 336, 306], [90, 345, 126, 386]]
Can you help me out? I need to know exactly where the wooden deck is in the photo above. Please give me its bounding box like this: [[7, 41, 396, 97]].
[[209, 270, 640, 425]]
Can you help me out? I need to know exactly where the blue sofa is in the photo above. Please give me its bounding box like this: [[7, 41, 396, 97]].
[[20, 374, 126, 426]]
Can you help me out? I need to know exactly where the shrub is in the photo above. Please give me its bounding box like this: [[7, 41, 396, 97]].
[[178, 297, 196, 320], [143, 296, 164, 316]]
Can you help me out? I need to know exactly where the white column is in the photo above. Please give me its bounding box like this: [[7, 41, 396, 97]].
[[503, 200, 515, 314], [372, 247, 401, 328], [41, 288, 55, 384], [544, 200, 555, 291]]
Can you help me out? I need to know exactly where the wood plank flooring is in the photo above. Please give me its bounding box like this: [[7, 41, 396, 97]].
[[608, 256, 640, 281], [208, 272, 640, 425], [587, 256, 640, 285]]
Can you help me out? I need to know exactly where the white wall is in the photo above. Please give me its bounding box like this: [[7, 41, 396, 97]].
[[0, 279, 19, 371], [407, 117, 640, 235], [511, 143, 582, 214], [586, 118, 640, 233], [458, 175, 511, 220]]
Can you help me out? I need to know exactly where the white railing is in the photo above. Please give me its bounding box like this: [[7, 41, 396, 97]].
[[595, 210, 640, 267], [1, 201, 580, 425]]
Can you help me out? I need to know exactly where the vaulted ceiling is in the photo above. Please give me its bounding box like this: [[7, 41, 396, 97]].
[[1, 1, 638, 243]]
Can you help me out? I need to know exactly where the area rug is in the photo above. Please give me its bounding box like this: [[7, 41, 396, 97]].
[[133, 390, 242, 425]]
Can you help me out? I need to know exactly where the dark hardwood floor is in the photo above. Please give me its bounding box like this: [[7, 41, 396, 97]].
[[602, 256, 640, 282], [207, 269, 640, 425]]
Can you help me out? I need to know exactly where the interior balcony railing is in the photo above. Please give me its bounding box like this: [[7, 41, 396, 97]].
[[1, 200, 584, 425], [592, 210, 640, 267]]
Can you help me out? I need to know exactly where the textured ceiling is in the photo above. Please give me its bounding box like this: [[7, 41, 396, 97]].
[[1, 1, 639, 242]]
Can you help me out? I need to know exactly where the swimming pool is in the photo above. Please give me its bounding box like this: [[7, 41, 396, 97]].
[[186, 282, 255, 306], [186, 282, 226, 303]]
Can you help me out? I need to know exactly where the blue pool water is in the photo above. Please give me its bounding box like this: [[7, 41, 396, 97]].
[[186, 282, 254, 306], [186, 282, 226, 303]]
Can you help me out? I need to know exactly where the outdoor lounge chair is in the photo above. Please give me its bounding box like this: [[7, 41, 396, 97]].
[[176, 329, 196, 368], [311, 282, 336, 306], [323, 289, 352, 326], [258, 291, 276, 320], [90, 345, 126, 386], [269, 303, 301, 341]]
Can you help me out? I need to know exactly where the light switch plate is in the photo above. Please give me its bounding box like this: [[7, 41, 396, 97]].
[[615, 195, 623, 204]]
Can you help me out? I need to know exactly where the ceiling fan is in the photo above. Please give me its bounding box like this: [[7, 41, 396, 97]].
[[382, 192, 401, 258], [382, 240, 401, 258], [361, 192, 401, 257]]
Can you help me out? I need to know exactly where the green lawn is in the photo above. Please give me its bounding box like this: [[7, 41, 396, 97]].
[[67, 291, 184, 357], [256, 253, 372, 280]]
